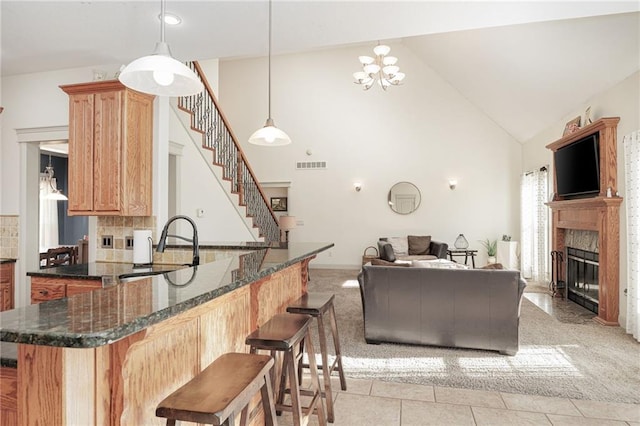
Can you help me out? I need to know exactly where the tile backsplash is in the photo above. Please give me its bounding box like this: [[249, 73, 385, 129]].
[[96, 216, 156, 263], [95, 216, 231, 265], [0, 215, 19, 259]]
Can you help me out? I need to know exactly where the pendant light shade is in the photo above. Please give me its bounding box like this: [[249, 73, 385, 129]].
[[119, 0, 203, 97], [249, 118, 291, 146], [249, 0, 291, 146]]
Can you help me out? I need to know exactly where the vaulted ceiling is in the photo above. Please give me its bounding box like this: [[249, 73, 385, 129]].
[[2, 1, 639, 142]]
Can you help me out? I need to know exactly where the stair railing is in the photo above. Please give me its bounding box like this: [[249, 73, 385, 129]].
[[177, 61, 280, 242]]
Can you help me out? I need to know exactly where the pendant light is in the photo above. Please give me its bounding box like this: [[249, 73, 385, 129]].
[[248, 0, 291, 146], [119, 0, 203, 97], [44, 155, 68, 201]]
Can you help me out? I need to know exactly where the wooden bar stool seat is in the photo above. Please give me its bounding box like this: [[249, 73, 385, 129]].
[[287, 293, 346, 423], [246, 313, 327, 426], [155, 352, 277, 426]]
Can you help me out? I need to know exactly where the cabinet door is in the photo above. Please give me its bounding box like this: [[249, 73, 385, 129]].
[[68, 93, 95, 213], [93, 90, 123, 212], [0, 263, 14, 311], [0, 283, 11, 311]]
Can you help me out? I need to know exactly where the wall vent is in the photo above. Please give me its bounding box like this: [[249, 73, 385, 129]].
[[296, 161, 327, 170]]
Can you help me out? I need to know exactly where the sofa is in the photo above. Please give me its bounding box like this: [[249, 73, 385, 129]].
[[357, 262, 527, 355], [377, 235, 448, 263]]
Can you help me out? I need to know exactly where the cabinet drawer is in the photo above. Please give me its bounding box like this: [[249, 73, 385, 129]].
[[0, 263, 12, 284], [67, 281, 102, 297], [31, 283, 66, 303]]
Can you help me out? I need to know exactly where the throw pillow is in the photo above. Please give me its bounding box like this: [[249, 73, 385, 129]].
[[371, 258, 410, 267], [480, 263, 504, 269], [411, 259, 470, 269], [408, 235, 431, 255], [377, 241, 396, 262], [387, 237, 409, 256]]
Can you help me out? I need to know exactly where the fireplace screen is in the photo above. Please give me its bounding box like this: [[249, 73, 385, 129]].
[[566, 247, 599, 314]]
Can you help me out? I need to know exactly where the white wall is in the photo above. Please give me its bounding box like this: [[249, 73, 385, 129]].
[[1, 61, 254, 247], [522, 71, 640, 326], [219, 42, 522, 267], [168, 103, 257, 242]]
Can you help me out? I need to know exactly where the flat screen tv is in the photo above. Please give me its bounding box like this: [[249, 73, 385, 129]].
[[554, 133, 600, 198]]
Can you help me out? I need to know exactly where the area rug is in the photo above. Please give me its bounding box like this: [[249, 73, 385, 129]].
[[307, 268, 640, 403]]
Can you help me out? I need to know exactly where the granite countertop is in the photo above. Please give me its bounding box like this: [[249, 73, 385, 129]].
[[27, 262, 186, 282], [0, 242, 332, 350], [0, 258, 17, 264]]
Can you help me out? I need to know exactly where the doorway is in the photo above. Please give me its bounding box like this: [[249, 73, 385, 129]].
[[39, 142, 88, 265]]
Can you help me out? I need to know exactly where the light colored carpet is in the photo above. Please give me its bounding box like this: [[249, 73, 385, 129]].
[[307, 268, 640, 403]]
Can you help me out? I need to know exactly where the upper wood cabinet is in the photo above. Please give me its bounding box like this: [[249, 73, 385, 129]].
[[60, 80, 154, 216]]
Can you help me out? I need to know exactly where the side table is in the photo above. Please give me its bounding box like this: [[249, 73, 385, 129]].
[[447, 249, 478, 268]]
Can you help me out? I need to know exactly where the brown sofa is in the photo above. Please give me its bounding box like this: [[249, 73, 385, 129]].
[[357, 263, 527, 355]]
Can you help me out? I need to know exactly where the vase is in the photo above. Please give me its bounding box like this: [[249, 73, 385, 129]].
[[454, 234, 469, 249]]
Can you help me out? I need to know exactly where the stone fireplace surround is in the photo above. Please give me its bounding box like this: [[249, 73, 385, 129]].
[[546, 117, 622, 326]]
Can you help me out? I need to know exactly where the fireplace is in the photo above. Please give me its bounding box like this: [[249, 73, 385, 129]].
[[566, 247, 599, 314], [546, 117, 622, 325]]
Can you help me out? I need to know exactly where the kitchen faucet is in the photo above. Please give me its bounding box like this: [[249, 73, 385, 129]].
[[156, 215, 200, 266]]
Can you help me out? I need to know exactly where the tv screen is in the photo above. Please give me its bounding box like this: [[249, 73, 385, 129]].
[[554, 134, 600, 198]]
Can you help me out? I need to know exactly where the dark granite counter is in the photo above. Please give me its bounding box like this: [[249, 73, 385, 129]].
[[27, 262, 186, 282], [0, 258, 17, 264], [1, 242, 332, 349]]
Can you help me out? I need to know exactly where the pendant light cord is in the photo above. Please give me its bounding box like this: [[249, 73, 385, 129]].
[[160, 0, 166, 43], [267, 0, 272, 121]]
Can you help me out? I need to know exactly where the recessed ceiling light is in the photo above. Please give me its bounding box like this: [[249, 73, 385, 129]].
[[158, 12, 181, 25]]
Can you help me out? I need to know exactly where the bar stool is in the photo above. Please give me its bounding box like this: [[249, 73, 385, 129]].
[[287, 293, 347, 423], [246, 313, 327, 426], [155, 352, 277, 426]]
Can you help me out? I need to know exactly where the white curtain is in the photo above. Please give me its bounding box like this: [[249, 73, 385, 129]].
[[624, 130, 640, 342], [39, 176, 59, 252], [521, 167, 549, 281]]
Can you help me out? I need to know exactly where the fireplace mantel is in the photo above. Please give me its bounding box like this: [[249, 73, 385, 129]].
[[546, 117, 622, 326]]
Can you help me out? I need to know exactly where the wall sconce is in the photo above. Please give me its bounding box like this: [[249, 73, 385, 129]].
[[354, 182, 362, 192], [448, 179, 457, 190]]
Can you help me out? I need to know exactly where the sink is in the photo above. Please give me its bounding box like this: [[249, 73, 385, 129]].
[[117, 266, 187, 283]]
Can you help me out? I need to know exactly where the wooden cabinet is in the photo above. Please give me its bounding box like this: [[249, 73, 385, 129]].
[[60, 80, 154, 216], [30, 276, 102, 304], [0, 366, 17, 426], [0, 262, 15, 311]]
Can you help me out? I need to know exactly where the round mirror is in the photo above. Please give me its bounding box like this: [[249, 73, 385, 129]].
[[388, 181, 421, 214]]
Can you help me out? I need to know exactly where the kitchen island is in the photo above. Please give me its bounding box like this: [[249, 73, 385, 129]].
[[0, 242, 331, 425]]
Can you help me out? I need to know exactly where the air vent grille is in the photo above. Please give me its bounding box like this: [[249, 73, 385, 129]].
[[296, 161, 327, 170]]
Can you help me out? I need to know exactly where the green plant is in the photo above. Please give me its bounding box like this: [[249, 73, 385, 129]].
[[480, 239, 498, 257]]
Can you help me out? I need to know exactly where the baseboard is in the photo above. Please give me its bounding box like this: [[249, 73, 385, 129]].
[[309, 264, 361, 270]]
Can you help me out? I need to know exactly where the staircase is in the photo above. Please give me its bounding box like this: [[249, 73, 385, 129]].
[[176, 61, 280, 243]]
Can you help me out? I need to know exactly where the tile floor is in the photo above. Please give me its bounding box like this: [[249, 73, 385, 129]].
[[277, 376, 640, 426], [275, 284, 640, 426]]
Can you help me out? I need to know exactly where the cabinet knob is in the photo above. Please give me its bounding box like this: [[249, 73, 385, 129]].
[[39, 290, 49, 296]]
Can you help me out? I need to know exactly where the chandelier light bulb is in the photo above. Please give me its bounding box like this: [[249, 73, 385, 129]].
[[383, 65, 400, 76], [373, 44, 391, 56], [353, 42, 404, 91], [364, 64, 380, 74], [153, 69, 175, 86], [383, 56, 398, 66]]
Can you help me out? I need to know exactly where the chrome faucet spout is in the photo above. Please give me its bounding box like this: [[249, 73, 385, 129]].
[[156, 215, 200, 266]]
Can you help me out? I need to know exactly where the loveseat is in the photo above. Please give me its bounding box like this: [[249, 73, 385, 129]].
[[357, 262, 527, 355], [377, 236, 448, 263]]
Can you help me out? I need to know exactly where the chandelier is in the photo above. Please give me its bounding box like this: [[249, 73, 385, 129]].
[[353, 44, 405, 90]]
